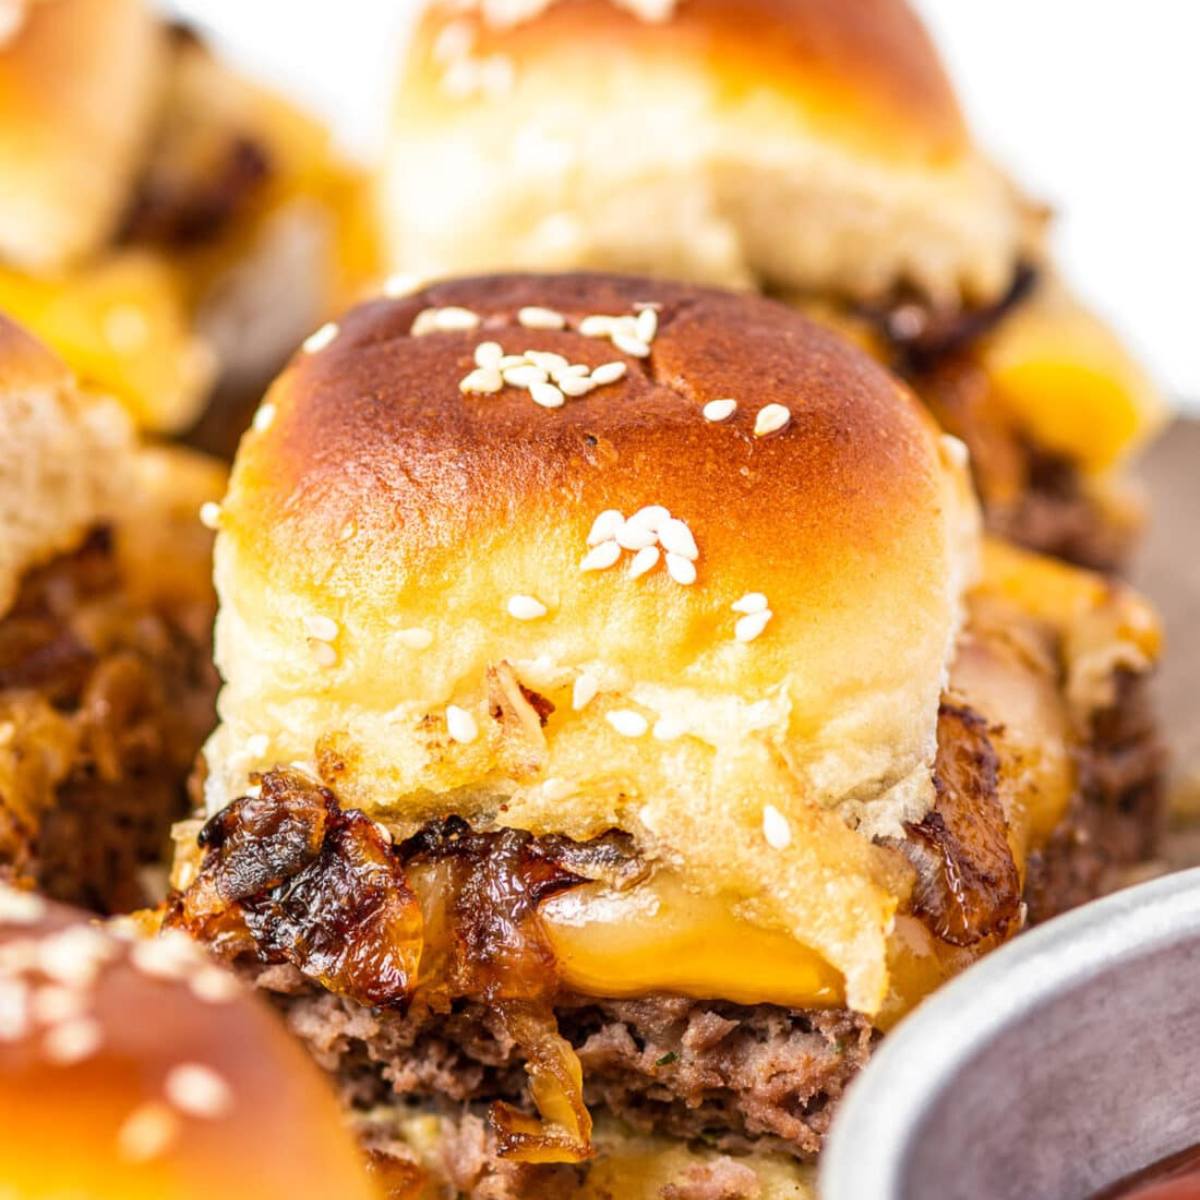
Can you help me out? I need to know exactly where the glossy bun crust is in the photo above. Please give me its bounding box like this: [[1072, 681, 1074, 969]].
[[384, 0, 1031, 304], [0, 0, 166, 271], [0, 314, 132, 615], [208, 273, 978, 1012], [0, 887, 376, 1199]]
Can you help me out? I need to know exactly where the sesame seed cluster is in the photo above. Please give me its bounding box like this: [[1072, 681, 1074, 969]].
[[0, 887, 242, 1162], [438, 302, 657, 411], [581, 504, 699, 585]]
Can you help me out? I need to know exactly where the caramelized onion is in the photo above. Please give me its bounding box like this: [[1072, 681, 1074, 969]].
[[899, 704, 1022, 945], [170, 769, 422, 1007]]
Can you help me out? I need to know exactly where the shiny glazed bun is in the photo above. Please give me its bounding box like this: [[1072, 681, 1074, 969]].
[[384, 0, 1032, 305], [206, 273, 978, 1011], [0, 314, 132, 615], [0, 0, 166, 271], [0, 885, 377, 1199]]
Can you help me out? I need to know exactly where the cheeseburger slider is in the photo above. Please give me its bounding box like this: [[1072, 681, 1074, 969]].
[[0, 0, 377, 449], [382, 0, 1164, 570], [168, 274, 1161, 1197], [0, 885, 382, 1200], [0, 314, 221, 912]]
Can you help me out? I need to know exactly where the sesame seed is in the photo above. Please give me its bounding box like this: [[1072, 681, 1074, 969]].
[[165, 1063, 234, 1119], [252, 402, 276, 432], [579, 315, 616, 337], [558, 374, 594, 397], [659, 518, 698, 560], [446, 705, 479, 744], [507, 595, 547, 620], [628, 505, 670, 533], [460, 366, 503, 395], [634, 308, 658, 343], [131, 931, 202, 982], [611, 331, 651, 358], [432, 306, 481, 331], [702, 398, 737, 423], [412, 306, 480, 335], [502, 364, 547, 388], [731, 592, 768, 614], [0, 888, 45, 925], [117, 1102, 180, 1163], [735, 610, 773, 643], [652, 716, 687, 741], [940, 433, 970, 468], [43, 1017, 102, 1065], [31, 985, 85, 1025], [498, 354, 528, 370], [339, 519, 357, 541], [754, 404, 791, 437], [628, 545, 660, 579], [555, 362, 590, 378], [381, 272, 424, 299], [525, 350, 569, 373], [588, 510, 625, 545], [518, 306, 566, 330], [606, 710, 648, 738], [198, 502, 222, 530], [590, 361, 627, 386], [762, 804, 792, 850], [540, 778, 573, 802], [529, 381, 565, 409], [308, 638, 338, 668], [397, 627, 434, 650], [37, 927, 116, 988], [301, 322, 339, 354], [572, 673, 599, 711], [580, 540, 622, 572], [189, 967, 242, 1004], [303, 615, 339, 642], [665, 553, 697, 585], [474, 341, 504, 369], [616, 520, 657, 551]]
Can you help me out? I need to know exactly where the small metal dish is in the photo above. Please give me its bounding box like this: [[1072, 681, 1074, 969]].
[[821, 867, 1200, 1200]]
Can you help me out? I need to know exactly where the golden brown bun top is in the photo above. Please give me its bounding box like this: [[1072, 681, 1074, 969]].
[[0, 314, 133, 616], [208, 273, 978, 1014], [0, 886, 377, 1199], [384, 0, 1032, 304], [0, 0, 166, 271]]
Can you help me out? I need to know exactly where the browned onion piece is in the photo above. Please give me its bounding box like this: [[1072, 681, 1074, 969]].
[[170, 769, 422, 1007], [488, 1000, 593, 1164], [900, 703, 1022, 946]]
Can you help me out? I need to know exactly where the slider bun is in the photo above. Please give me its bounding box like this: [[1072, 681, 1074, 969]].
[[384, 0, 1032, 305], [0, 887, 377, 1199], [0, 0, 166, 271], [207, 273, 979, 1012], [0, 315, 132, 617]]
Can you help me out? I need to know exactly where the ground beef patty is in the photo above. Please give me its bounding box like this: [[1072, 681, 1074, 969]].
[[252, 964, 871, 1165], [0, 528, 217, 912]]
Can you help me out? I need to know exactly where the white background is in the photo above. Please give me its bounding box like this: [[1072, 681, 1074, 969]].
[[168, 1, 1200, 406]]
